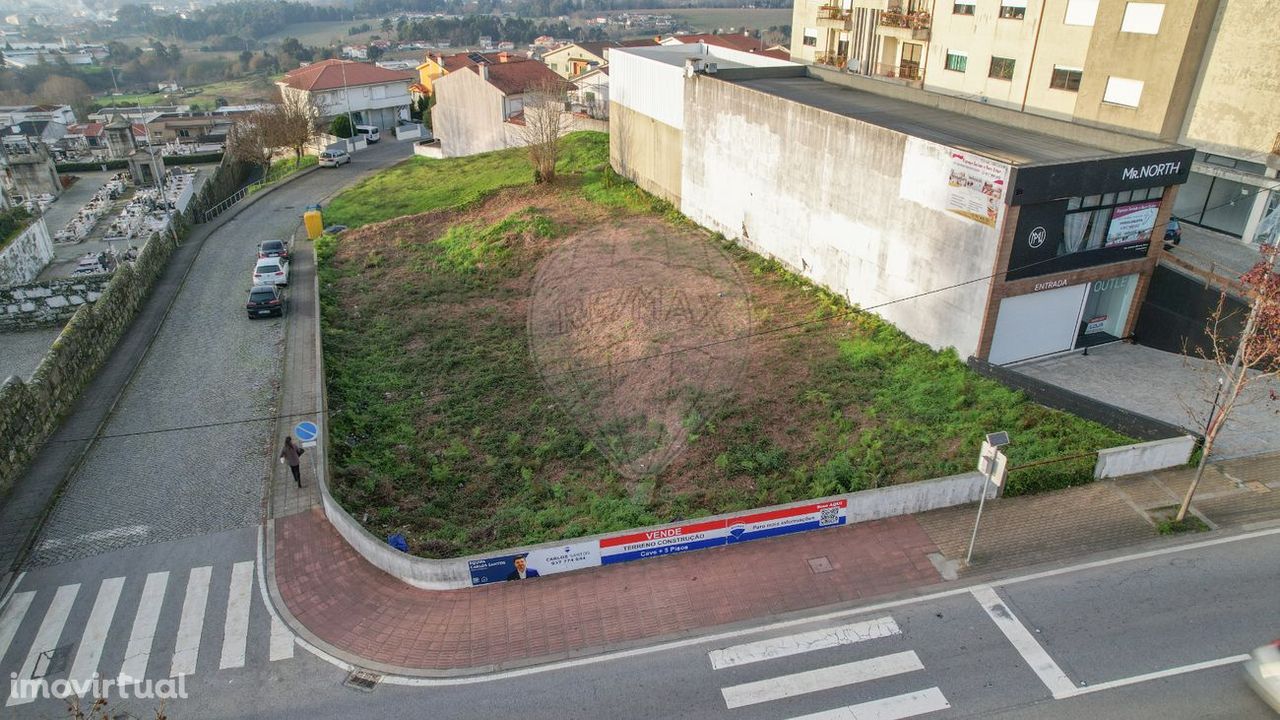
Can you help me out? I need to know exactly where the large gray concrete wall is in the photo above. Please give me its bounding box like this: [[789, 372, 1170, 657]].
[[680, 76, 1002, 358], [431, 69, 512, 158], [609, 101, 683, 205], [0, 217, 53, 287]]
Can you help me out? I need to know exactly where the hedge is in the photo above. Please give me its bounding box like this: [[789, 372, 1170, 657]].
[[56, 152, 224, 174]]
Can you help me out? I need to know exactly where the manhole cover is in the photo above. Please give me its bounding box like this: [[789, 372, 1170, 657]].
[[32, 644, 73, 678], [807, 556, 833, 574], [343, 668, 382, 692]]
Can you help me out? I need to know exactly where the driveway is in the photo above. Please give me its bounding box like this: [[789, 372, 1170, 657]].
[[1014, 342, 1279, 459]]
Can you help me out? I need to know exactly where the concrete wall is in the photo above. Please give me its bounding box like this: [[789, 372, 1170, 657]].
[[1094, 435, 1197, 479], [0, 227, 176, 499], [1182, 0, 1280, 164], [609, 102, 683, 205], [678, 76, 1002, 358], [0, 217, 53, 287], [0, 274, 110, 331], [1074, 0, 1219, 140], [431, 68, 511, 158]]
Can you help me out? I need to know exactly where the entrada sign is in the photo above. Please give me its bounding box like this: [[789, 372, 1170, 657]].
[[1033, 278, 1069, 292]]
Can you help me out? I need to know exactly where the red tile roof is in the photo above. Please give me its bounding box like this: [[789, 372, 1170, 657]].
[[67, 122, 104, 137], [281, 59, 414, 92], [472, 61, 562, 96], [668, 33, 765, 53]]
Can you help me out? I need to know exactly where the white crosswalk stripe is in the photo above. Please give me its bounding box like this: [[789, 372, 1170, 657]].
[[0, 560, 295, 706], [7, 584, 79, 707], [710, 615, 950, 719]]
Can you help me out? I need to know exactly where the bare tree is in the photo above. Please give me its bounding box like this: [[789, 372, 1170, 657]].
[[517, 78, 575, 184], [225, 111, 272, 172], [265, 90, 318, 163], [1176, 243, 1280, 522]]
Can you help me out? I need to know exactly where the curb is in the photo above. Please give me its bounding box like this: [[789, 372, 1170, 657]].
[[0, 165, 320, 598]]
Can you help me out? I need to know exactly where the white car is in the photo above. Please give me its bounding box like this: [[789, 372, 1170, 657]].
[[1246, 640, 1280, 714], [252, 257, 289, 286], [318, 148, 350, 167]]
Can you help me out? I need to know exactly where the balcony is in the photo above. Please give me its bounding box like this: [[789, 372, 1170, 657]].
[[816, 4, 853, 28], [866, 61, 924, 88], [879, 7, 931, 39], [814, 51, 847, 69]]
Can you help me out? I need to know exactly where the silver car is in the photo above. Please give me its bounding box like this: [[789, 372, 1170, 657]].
[[1246, 640, 1280, 714]]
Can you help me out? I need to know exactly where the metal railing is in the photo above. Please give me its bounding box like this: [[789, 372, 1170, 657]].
[[817, 5, 853, 21], [200, 176, 267, 224], [879, 8, 932, 29]]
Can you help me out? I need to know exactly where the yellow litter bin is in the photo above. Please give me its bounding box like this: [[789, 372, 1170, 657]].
[[304, 209, 324, 240]]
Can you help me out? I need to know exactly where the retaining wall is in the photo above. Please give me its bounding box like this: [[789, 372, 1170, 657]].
[[0, 218, 54, 288], [0, 227, 177, 499], [1094, 435, 1197, 479], [0, 275, 113, 331]]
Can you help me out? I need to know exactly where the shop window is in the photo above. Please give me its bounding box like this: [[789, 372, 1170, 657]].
[[999, 0, 1027, 19], [989, 56, 1016, 80], [1064, 0, 1099, 26], [945, 51, 968, 72], [953, 0, 975, 15], [1059, 194, 1161, 257], [1050, 66, 1082, 91], [1121, 2, 1164, 34]]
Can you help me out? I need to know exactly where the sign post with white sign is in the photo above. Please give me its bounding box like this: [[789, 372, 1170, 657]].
[[967, 432, 1009, 564]]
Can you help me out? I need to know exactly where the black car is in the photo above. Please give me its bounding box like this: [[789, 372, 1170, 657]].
[[246, 284, 284, 318], [258, 239, 289, 262]]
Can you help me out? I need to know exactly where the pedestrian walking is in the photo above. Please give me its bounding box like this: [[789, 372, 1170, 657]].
[[280, 436, 305, 487]]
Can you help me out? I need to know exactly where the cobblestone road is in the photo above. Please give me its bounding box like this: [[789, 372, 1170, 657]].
[[27, 143, 411, 567]]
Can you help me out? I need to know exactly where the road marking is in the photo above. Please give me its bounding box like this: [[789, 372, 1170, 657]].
[[277, 522, 1280, 687], [7, 584, 79, 706], [1071, 654, 1251, 697], [0, 591, 35, 667], [782, 687, 951, 720], [0, 572, 26, 612], [35, 525, 149, 555], [269, 616, 294, 661], [119, 572, 169, 682], [220, 561, 254, 670], [170, 566, 212, 678], [67, 577, 125, 690], [710, 616, 900, 670], [971, 585, 1075, 699], [721, 651, 924, 709]]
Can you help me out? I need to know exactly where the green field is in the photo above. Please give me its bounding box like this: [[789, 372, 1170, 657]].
[[95, 75, 278, 111], [261, 19, 383, 47], [317, 131, 1132, 557], [632, 7, 793, 31]]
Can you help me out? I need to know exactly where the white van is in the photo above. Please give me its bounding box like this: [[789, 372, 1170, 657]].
[[318, 147, 350, 167], [354, 125, 380, 143]]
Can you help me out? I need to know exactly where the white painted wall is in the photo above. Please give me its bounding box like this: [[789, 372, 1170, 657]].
[[0, 217, 53, 287], [1094, 435, 1196, 479]]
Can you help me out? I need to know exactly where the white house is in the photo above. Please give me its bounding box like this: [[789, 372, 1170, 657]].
[[572, 66, 609, 119], [277, 60, 414, 131], [431, 59, 564, 157]]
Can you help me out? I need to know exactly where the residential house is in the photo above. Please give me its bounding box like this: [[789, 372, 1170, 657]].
[[414, 50, 531, 99], [431, 59, 563, 157], [611, 42, 1199, 365], [659, 33, 766, 54], [542, 41, 628, 79], [277, 59, 414, 131], [144, 112, 235, 146], [0, 105, 77, 127], [790, 0, 1278, 244], [572, 66, 609, 119]]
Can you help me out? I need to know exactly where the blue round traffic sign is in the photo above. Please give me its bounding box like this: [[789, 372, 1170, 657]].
[[294, 421, 318, 443]]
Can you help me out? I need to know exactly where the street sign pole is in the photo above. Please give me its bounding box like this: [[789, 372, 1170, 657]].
[[966, 461, 992, 565], [294, 420, 320, 489], [966, 434, 1009, 565]]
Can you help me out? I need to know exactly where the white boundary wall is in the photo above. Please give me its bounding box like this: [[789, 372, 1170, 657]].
[[1094, 435, 1196, 479]]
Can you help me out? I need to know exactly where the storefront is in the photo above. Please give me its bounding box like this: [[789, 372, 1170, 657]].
[[983, 147, 1194, 365]]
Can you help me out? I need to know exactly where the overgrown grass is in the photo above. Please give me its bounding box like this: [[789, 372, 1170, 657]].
[[323, 132, 608, 229], [248, 155, 318, 195], [318, 135, 1135, 556]]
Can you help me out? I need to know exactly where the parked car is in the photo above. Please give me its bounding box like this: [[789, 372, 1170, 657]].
[[252, 257, 289, 286], [355, 124, 380, 143], [246, 284, 285, 318], [258, 239, 289, 262], [318, 147, 350, 167], [1163, 217, 1182, 248], [1245, 639, 1280, 714]]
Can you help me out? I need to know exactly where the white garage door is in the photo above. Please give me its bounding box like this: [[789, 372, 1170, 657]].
[[988, 283, 1088, 365]]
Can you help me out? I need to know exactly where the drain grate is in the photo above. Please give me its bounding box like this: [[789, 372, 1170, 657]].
[[344, 668, 383, 692], [807, 556, 833, 574]]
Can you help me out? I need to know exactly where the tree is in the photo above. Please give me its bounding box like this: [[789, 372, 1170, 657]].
[[225, 111, 272, 172], [517, 78, 573, 183], [265, 90, 318, 162], [366, 45, 385, 61], [329, 114, 353, 138], [35, 75, 91, 120], [1176, 243, 1280, 522]]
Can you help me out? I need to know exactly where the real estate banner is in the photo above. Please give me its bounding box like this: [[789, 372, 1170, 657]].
[[726, 500, 848, 543], [1105, 201, 1159, 247], [599, 518, 729, 565]]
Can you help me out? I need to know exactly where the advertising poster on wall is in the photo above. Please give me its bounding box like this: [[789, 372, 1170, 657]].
[[726, 500, 848, 543], [1105, 201, 1159, 247], [599, 518, 728, 565], [468, 541, 602, 585], [945, 151, 1006, 228]]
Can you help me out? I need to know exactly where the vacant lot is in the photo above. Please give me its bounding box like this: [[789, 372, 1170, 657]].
[[318, 132, 1131, 557]]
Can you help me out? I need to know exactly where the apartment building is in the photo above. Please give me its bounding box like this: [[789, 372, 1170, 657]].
[[789, 0, 1279, 243]]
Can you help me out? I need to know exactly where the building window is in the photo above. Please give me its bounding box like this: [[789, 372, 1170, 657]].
[[989, 56, 1016, 80], [953, 0, 975, 15], [1050, 66, 1083, 91], [177, 129, 190, 138], [1103, 76, 1144, 107], [1064, 0, 1099, 26], [945, 51, 968, 72], [999, 0, 1027, 19], [803, 28, 818, 47], [1121, 2, 1164, 34], [1061, 192, 1163, 257]]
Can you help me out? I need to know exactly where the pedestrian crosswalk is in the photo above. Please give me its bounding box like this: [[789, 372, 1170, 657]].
[[0, 560, 294, 707], [709, 615, 951, 719]]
